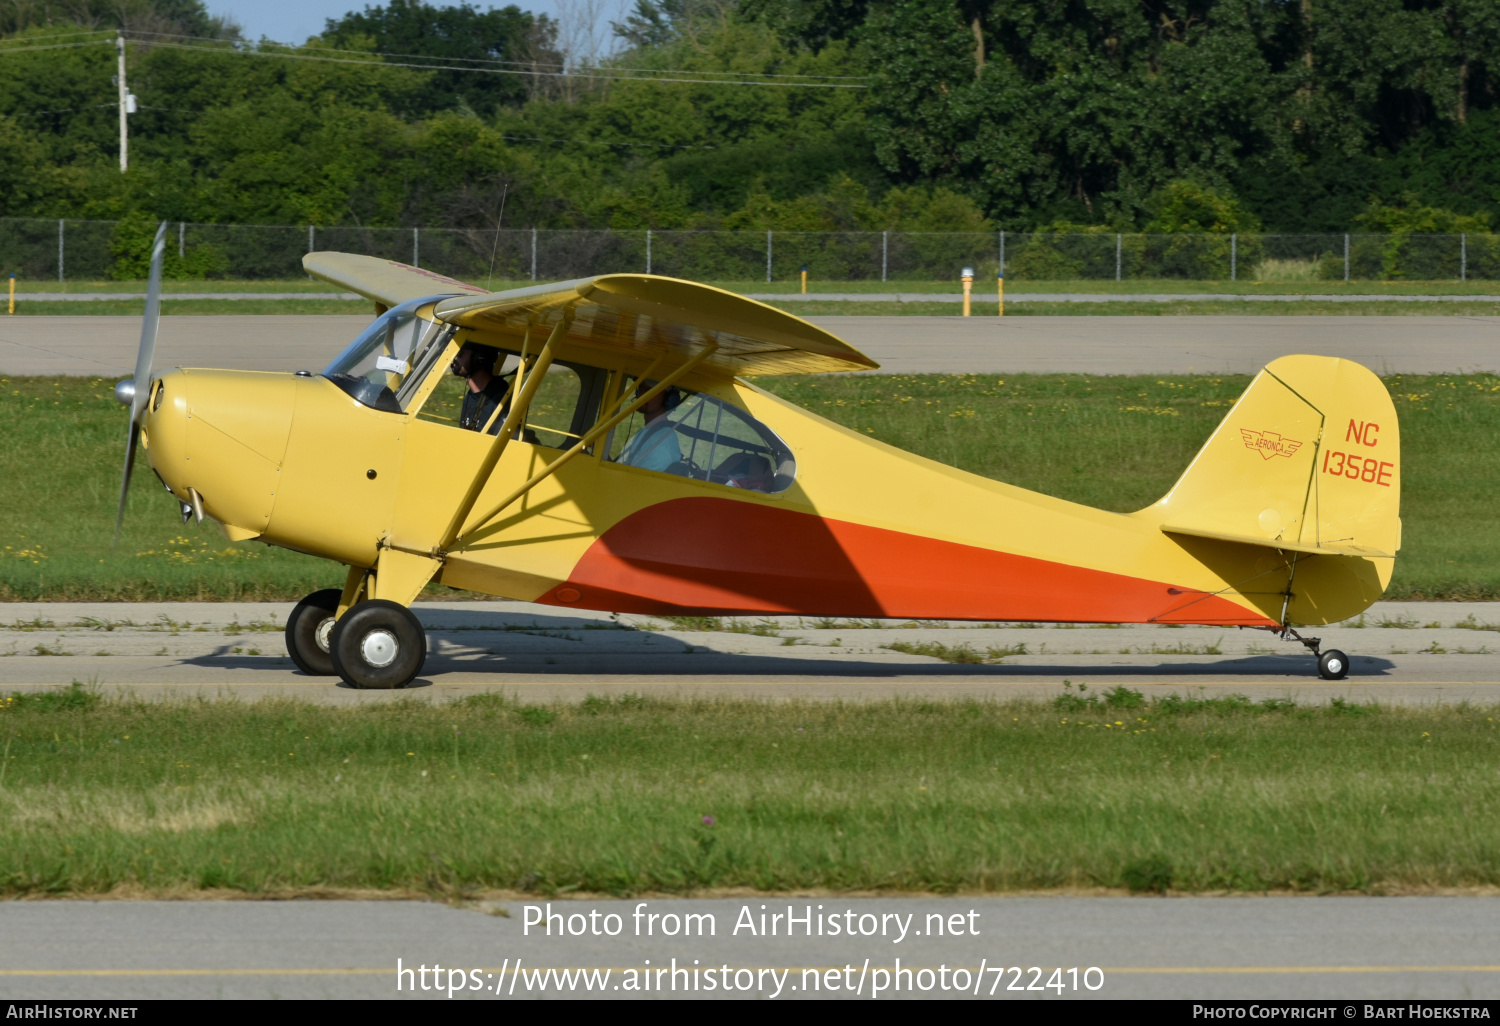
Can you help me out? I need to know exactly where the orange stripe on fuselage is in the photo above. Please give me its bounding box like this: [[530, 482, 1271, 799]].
[[536, 497, 1274, 625]]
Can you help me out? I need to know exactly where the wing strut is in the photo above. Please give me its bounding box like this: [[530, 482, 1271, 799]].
[[453, 342, 720, 548], [437, 313, 570, 550]]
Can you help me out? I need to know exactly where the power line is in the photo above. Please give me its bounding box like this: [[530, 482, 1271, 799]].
[[0, 39, 113, 56], [0, 30, 114, 46], [136, 39, 868, 89], [124, 28, 870, 82]]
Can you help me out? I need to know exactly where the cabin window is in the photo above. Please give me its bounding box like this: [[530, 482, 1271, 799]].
[[607, 388, 796, 493], [322, 296, 455, 414], [412, 342, 606, 450]]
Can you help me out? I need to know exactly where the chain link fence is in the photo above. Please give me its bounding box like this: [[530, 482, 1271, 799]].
[[2, 218, 1497, 283]]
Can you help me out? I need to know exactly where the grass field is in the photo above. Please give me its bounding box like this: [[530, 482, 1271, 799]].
[[724, 280, 1500, 296], [10, 278, 1500, 317], [26, 298, 1500, 316], [0, 689, 1495, 896], [13, 299, 370, 316], [764, 299, 1500, 316], [2, 372, 1494, 602], [24, 278, 1500, 295]]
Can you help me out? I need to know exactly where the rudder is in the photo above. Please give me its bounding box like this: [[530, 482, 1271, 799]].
[[1149, 355, 1400, 624]]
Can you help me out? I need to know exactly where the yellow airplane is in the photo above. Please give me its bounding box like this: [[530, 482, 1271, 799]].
[[114, 224, 1399, 688]]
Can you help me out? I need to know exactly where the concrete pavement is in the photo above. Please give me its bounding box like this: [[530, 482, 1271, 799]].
[[3, 600, 1498, 705], [1, 897, 1497, 999], [3, 314, 1499, 377]]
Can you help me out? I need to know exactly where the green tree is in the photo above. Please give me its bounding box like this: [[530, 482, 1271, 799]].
[[322, 0, 560, 114], [1145, 180, 1260, 234]]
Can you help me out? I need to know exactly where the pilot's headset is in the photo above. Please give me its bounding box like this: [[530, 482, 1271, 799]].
[[637, 380, 683, 411], [452, 341, 499, 377]]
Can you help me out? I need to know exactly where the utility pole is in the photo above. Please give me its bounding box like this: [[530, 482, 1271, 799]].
[[116, 33, 136, 172]]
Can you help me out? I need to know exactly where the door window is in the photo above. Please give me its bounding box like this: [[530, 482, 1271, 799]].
[[609, 389, 796, 493]]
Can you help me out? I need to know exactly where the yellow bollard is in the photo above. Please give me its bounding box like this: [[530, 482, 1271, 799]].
[[7, 274, 13, 316], [961, 266, 973, 317], [997, 275, 1004, 317], [800, 265, 807, 294]]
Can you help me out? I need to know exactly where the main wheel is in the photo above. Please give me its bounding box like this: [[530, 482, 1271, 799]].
[[329, 599, 426, 689], [1318, 649, 1349, 680], [285, 588, 342, 676]]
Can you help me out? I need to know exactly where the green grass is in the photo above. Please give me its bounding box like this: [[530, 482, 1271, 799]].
[[0, 690, 1495, 896], [761, 299, 1500, 316], [11, 299, 370, 316], [0, 376, 334, 600], [721, 279, 1500, 296], [15, 279, 358, 294], [35, 278, 1500, 296], [2, 372, 1494, 600]]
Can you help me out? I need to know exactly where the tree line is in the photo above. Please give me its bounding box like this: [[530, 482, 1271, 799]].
[[0, 0, 1497, 240]]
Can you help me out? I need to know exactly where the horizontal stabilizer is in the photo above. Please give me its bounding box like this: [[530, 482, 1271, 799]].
[[1161, 524, 1394, 559]]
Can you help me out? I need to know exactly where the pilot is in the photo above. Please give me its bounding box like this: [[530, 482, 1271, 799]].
[[452, 341, 513, 434], [616, 380, 683, 472], [716, 451, 775, 492]]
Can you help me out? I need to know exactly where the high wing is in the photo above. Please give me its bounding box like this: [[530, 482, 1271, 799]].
[[303, 252, 489, 309], [434, 274, 879, 376]]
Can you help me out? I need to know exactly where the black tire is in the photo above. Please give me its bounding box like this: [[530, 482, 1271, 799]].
[[1318, 649, 1349, 680], [329, 599, 426, 690], [285, 588, 342, 676]]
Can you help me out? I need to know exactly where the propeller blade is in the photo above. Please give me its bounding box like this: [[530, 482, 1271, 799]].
[[128, 222, 168, 428], [112, 427, 138, 553], [113, 222, 168, 554]]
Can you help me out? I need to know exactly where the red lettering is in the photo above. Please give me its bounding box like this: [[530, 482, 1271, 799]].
[[1377, 461, 1393, 487], [1361, 457, 1378, 483], [1345, 456, 1362, 480], [1323, 449, 1332, 473], [1345, 420, 1381, 447]]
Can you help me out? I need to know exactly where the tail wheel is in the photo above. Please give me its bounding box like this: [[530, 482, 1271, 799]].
[[285, 588, 342, 676], [1318, 649, 1349, 680], [329, 600, 426, 690]]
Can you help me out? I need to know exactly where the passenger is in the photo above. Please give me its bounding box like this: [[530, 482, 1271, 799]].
[[616, 381, 683, 472], [451, 341, 513, 434], [716, 451, 775, 492]]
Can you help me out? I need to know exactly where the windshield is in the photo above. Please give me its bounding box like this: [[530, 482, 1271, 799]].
[[321, 295, 457, 413]]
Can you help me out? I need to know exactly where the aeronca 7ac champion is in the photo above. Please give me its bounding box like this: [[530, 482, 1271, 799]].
[[113, 224, 1400, 688]]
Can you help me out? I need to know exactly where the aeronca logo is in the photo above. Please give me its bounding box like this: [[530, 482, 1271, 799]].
[[1239, 429, 1303, 460]]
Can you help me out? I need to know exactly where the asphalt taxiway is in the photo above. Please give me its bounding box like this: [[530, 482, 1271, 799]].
[[2, 600, 1498, 705], [4, 314, 1499, 377], [2, 897, 1497, 999]]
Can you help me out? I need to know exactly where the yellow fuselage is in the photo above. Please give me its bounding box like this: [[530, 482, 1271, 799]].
[[141, 349, 1397, 628]]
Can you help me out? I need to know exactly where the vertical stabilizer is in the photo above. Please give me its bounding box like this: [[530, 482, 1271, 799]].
[[1149, 355, 1400, 624]]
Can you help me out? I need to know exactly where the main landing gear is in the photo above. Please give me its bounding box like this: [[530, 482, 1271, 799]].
[[285, 591, 427, 689], [1251, 625, 1348, 680], [285, 589, 341, 677]]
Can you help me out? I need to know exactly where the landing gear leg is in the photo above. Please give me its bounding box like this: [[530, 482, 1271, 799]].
[[329, 600, 427, 690]]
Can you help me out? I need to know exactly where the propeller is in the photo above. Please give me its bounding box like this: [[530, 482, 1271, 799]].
[[112, 221, 168, 551]]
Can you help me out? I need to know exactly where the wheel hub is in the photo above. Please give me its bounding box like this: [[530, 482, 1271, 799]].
[[360, 629, 399, 668], [314, 616, 335, 654]]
